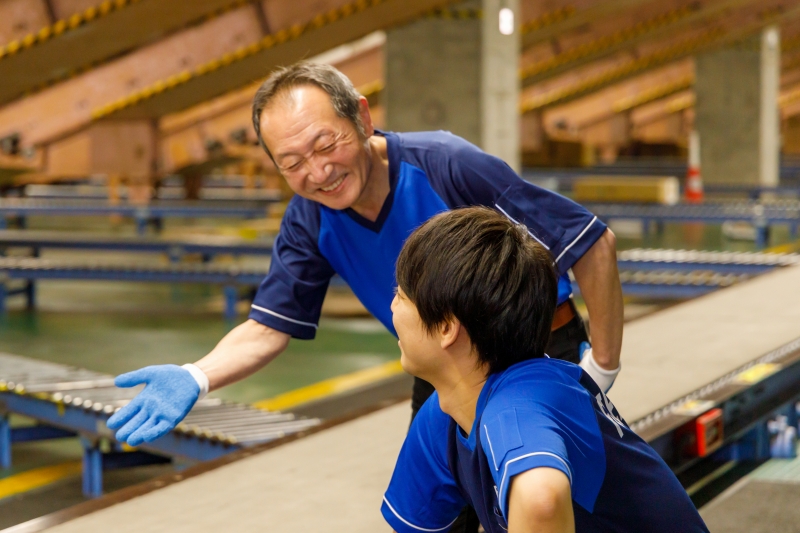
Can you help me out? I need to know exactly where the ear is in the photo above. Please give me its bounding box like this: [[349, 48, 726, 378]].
[[439, 316, 462, 350], [358, 96, 375, 137]]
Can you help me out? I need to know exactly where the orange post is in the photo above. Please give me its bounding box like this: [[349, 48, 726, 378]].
[[685, 130, 703, 203]]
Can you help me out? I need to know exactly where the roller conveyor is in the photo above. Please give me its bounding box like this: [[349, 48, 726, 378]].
[[1, 249, 793, 320], [0, 352, 320, 497], [0, 230, 273, 258], [0, 198, 273, 235], [585, 201, 800, 248]]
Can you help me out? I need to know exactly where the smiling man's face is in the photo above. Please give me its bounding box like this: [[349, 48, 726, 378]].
[[259, 84, 373, 211]]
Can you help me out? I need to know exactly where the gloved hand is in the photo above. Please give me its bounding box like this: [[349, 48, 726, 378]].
[[579, 342, 620, 394], [107, 365, 202, 447]]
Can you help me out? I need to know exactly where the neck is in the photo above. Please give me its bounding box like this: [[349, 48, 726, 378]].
[[349, 135, 389, 222], [431, 365, 488, 437]]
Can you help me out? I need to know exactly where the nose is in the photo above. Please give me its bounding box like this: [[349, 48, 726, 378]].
[[306, 155, 333, 185]]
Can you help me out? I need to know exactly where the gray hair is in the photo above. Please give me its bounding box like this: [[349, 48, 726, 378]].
[[252, 62, 365, 160]]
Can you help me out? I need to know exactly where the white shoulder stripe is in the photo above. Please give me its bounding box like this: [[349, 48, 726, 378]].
[[555, 216, 597, 264], [250, 304, 318, 329], [494, 204, 550, 250], [498, 452, 573, 516], [382, 497, 459, 532], [483, 425, 499, 471]]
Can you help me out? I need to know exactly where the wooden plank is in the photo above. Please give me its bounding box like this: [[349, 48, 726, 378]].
[[573, 176, 681, 204], [95, 0, 455, 120], [0, 6, 264, 147], [521, 3, 800, 112], [0, 0, 244, 105], [521, 0, 755, 86]]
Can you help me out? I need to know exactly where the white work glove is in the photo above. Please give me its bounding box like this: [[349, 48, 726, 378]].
[[579, 342, 620, 393]]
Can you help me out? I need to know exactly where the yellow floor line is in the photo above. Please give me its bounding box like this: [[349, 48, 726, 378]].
[[764, 240, 800, 254], [0, 461, 82, 501], [253, 360, 404, 412]]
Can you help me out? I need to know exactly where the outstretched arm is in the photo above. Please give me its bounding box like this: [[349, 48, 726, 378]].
[[195, 319, 290, 391], [108, 319, 290, 445], [507, 467, 574, 533], [571, 228, 623, 371]]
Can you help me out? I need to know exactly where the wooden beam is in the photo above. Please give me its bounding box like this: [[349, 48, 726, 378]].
[[0, 0, 246, 106], [0, 7, 264, 147], [521, 3, 800, 113], [521, 0, 660, 49], [92, 0, 454, 121], [521, 0, 756, 86]]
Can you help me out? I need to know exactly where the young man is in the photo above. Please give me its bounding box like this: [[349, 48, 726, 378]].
[[383, 207, 709, 533]]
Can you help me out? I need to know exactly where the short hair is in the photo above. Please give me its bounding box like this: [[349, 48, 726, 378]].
[[396, 207, 558, 374], [251, 62, 365, 159]]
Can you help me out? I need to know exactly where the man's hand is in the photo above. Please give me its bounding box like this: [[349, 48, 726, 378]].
[[107, 365, 201, 446], [508, 467, 574, 533]]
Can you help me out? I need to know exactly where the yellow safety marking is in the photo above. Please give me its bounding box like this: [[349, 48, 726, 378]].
[[0, 461, 82, 501], [92, 0, 398, 120], [254, 360, 404, 412], [521, 3, 699, 81], [735, 363, 781, 385], [520, 6, 576, 35], [520, 27, 726, 112], [764, 241, 800, 254], [673, 399, 716, 417]]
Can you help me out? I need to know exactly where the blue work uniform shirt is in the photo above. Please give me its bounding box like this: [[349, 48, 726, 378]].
[[382, 358, 710, 533], [249, 130, 607, 339]]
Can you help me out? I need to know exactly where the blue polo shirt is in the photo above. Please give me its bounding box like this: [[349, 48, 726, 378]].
[[249, 130, 606, 339], [382, 358, 709, 533]]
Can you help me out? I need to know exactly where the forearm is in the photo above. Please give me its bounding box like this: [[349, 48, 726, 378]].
[[194, 319, 290, 391], [571, 229, 623, 370]]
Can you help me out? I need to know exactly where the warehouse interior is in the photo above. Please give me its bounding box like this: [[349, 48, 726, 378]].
[[0, 0, 800, 531]]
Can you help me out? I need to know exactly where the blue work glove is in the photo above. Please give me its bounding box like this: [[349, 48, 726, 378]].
[[107, 365, 200, 447], [578, 342, 621, 394]]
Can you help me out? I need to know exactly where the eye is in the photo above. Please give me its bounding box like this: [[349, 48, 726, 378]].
[[319, 143, 335, 152]]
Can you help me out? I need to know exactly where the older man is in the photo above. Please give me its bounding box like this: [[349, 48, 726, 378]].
[[108, 62, 622, 458]]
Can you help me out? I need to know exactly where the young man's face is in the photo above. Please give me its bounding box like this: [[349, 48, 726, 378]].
[[259, 85, 373, 211], [391, 287, 443, 379]]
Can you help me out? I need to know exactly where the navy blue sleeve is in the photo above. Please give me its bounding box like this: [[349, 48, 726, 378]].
[[382, 395, 466, 533], [248, 197, 335, 339], [400, 132, 607, 273], [481, 369, 607, 520]]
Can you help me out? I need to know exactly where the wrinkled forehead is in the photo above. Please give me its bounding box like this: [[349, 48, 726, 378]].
[[260, 86, 345, 149]]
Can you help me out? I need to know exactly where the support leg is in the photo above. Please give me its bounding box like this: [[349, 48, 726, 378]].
[[0, 281, 6, 315], [81, 438, 103, 498], [224, 286, 238, 320], [135, 217, 147, 236], [25, 280, 35, 310], [0, 413, 11, 470], [755, 226, 769, 249]]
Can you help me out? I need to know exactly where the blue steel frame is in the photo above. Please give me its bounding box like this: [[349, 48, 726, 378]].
[[0, 231, 273, 260], [0, 199, 272, 236], [585, 202, 800, 249], [0, 264, 267, 319], [0, 392, 240, 498]]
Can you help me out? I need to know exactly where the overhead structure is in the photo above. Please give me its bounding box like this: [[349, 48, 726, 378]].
[[92, 0, 455, 121], [0, 0, 247, 105]]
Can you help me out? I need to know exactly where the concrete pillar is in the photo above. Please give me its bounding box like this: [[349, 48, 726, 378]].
[[384, 0, 520, 171], [695, 26, 780, 186]]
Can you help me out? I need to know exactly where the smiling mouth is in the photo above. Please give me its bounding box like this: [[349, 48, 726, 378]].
[[320, 175, 345, 193]]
